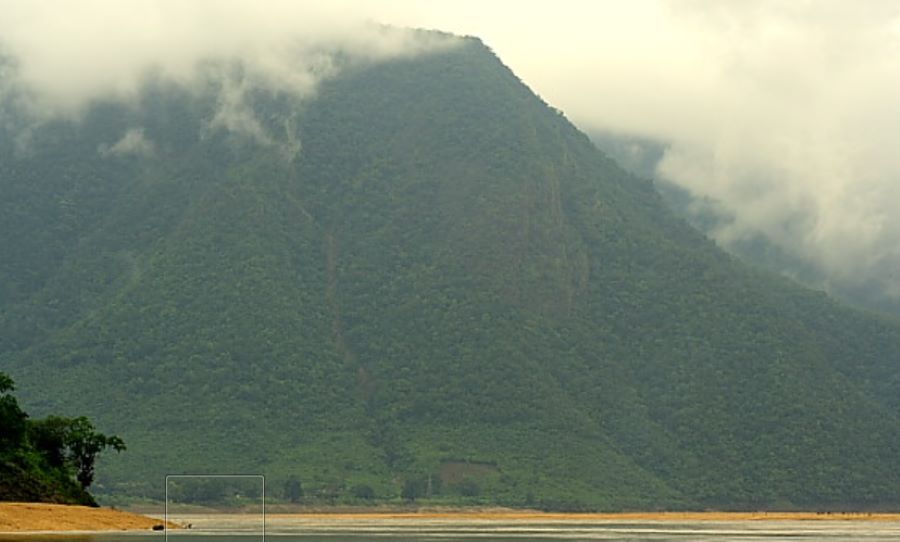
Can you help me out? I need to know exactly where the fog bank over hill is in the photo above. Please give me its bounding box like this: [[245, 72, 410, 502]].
[[0, 1, 455, 119], [590, 130, 900, 319], [3, 1, 900, 307]]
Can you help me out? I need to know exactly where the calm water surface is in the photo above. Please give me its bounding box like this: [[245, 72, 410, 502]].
[[4, 515, 900, 541]]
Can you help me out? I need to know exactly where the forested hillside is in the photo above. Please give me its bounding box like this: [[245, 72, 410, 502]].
[[2, 36, 900, 510]]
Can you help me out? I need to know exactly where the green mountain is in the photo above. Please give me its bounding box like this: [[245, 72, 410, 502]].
[[3, 36, 900, 510]]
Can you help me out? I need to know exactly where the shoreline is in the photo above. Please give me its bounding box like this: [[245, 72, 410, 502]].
[[5, 503, 900, 534], [265, 510, 900, 522], [0, 503, 171, 533], [155, 504, 900, 522]]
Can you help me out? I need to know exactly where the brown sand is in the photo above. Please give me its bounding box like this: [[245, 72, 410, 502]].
[[6, 502, 899, 533], [0, 502, 172, 533], [268, 509, 900, 522]]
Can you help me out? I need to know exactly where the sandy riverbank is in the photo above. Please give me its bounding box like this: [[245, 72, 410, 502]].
[[0, 502, 171, 533], [8, 502, 899, 533]]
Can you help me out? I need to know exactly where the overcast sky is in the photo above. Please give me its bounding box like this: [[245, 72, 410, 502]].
[[3, 0, 900, 299]]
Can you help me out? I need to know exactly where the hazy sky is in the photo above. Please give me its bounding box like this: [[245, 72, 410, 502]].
[[3, 0, 900, 298]]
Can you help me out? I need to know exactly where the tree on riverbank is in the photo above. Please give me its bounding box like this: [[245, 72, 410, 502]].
[[0, 371, 125, 505]]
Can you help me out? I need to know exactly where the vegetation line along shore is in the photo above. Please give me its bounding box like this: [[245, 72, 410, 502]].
[[271, 510, 900, 522]]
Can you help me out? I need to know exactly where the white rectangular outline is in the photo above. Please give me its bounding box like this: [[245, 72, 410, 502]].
[[165, 474, 265, 541]]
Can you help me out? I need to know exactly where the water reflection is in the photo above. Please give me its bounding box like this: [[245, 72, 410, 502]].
[[4, 517, 900, 542]]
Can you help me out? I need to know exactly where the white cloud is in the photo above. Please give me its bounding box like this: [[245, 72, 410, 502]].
[[99, 128, 155, 158], [0, 0, 456, 117]]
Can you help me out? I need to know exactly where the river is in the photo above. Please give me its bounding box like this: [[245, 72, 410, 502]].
[[4, 515, 900, 541]]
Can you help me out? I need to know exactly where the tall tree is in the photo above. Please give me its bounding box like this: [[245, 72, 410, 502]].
[[283, 476, 303, 503], [29, 415, 126, 490], [0, 372, 27, 453]]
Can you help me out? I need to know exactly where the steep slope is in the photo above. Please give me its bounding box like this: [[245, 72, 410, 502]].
[[2, 36, 900, 509]]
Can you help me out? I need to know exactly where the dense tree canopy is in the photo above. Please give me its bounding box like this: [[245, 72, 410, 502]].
[[0, 372, 125, 504]]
